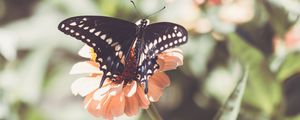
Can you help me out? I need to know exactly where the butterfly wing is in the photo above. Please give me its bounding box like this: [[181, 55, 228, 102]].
[[58, 16, 138, 88], [139, 22, 188, 93]]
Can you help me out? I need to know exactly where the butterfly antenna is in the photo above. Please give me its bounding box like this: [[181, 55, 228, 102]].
[[145, 0, 166, 19], [130, 0, 143, 18], [145, 6, 165, 19]]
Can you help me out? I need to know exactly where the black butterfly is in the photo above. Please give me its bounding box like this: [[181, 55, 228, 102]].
[[58, 16, 188, 93]]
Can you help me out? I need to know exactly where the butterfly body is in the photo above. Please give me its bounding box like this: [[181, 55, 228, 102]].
[[58, 16, 188, 93]]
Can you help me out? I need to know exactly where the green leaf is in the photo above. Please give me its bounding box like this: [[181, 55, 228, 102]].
[[228, 33, 281, 116], [277, 52, 300, 82], [213, 66, 249, 120]]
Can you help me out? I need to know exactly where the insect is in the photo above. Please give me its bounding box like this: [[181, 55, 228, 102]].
[[58, 2, 188, 94]]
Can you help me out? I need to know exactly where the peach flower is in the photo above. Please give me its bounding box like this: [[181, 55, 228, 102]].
[[70, 45, 184, 119]]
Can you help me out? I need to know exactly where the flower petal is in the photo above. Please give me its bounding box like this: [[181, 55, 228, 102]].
[[123, 81, 137, 97], [100, 95, 113, 119], [109, 82, 123, 96], [71, 77, 101, 97], [136, 86, 150, 109], [124, 95, 139, 116], [149, 72, 170, 88], [110, 92, 125, 117], [157, 48, 184, 71], [78, 44, 91, 58], [87, 99, 102, 117], [148, 80, 163, 102], [93, 88, 109, 100], [69, 61, 101, 74]]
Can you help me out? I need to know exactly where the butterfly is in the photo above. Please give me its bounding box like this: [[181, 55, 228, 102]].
[[58, 16, 188, 93]]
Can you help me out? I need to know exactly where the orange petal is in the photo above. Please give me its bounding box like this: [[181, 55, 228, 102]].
[[149, 72, 170, 89], [110, 92, 125, 117], [157, 48, 184, 71], [99, 95, 112, 119], [123, 81, 137, 97], [87, 99, 102, 117], [148, 80, 163, 102], [136, 86, 150, 109], [109, 82, 123, 96], [124, 95, 139, 116]]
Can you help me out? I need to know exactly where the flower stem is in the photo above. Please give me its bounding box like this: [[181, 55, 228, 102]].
[[146, 103, 163, 120]]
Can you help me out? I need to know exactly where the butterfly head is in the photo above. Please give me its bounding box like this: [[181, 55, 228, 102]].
[[135, 19, 150, 27]]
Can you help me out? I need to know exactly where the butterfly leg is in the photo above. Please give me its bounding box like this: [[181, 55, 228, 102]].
[[141, 79, 149, 94], [99, 74, 107, 88]]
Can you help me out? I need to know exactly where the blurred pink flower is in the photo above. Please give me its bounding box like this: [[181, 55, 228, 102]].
[[219, 0, 254, 24], [70, 45, 183, 119], [273, 25, 300, 52]]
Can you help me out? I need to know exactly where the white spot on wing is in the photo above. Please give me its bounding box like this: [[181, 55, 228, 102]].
[[163, 35, 167, 40], [154, 39, 157, 45], [70, 22, 77, 26], [164, 44, 168, 48], [100, 34, 106, 40], [106, 38, 112, 44], [183, 36, 187, 42], [168, 34, 171, 38], [172, 33, 176, 37], [75, 32, 80, 36], [84, 27, 89, 30], [95, 31, 101, 36], [177, 32, 182, 37], [70, 29, 74, 33], [102, 65, 107, 69], [65, 27, 70, 30], [78, 24, 84, 28], [81, 35, 85, 39], [89, 28, 95, 33], [174, 40, 178, 44], [179, 38, 182, 43], [158, 37, 162, 43], [61, 24, 65, 28], [92, 43, 96, 46], [115, 45, 121, 51]]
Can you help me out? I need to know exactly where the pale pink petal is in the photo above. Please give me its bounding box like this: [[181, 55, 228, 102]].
[[110, 92, 125, 117], [149, 72, 170, 88], [109, 82, 123, 96], [84, 92, 94, 109], [69, 61, 102, 74], [78, 44, 91, 58], [123, 81, 137, 97], [124, 95, 139, 116], [136, 86, 150, 109], [71, 77, 101, 97], [93, 88, 110, 101]]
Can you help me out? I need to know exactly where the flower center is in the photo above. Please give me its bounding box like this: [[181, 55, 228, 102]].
[[114, 48, 138, 85]]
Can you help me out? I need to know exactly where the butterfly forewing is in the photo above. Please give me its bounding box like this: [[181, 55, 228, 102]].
[[58, 16, 138, 87]]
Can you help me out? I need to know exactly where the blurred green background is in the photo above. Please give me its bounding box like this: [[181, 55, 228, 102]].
[[1, 0, 300, 120]]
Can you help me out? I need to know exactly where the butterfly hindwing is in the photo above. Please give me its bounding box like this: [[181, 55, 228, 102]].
[[143, 22, 188, 57], [58, 16, 138, 87], [138, 22, 188, 93]]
